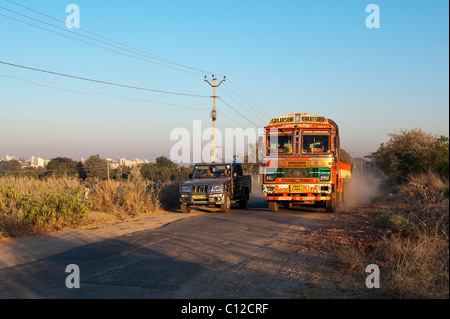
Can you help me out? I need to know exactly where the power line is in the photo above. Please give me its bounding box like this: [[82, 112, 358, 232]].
[[2, 1, 267, 126], [4, 0, 216, 76], [227, 79, 271, 119], [0, 10, 202, 76], [217, 98, 261, 128], [222, 83, 269, 121], [0, 74, 209, 111], [216, 110, 246, 127], [0, 61, 210, 98], [219, 85, 267, 126]]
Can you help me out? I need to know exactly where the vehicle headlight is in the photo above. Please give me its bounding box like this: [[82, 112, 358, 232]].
[[320, 174, 331, 181], [265, 174, 276, 181], [179, 185, 192, 193], [265, 186, 274, 193], [210, 185, 224, 192]]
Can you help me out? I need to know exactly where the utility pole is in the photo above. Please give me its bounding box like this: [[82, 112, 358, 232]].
[[204, 74, 226, 162]]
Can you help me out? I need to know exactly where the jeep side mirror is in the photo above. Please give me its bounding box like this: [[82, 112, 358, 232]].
[[189, 173, 193, 179]]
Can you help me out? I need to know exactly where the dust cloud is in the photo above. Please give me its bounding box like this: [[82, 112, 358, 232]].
[[343, 158, 386, 209]]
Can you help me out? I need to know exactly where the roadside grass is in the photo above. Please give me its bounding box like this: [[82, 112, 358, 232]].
[[335, 173, 449, 298], [0, 168, 182, 239], [0, 175, 91, 238]]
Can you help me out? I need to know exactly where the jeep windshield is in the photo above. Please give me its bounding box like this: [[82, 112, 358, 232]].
[[192, 165, 231, 178]]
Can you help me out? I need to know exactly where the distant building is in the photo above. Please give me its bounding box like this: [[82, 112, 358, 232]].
[[116, 157, 149, 167], [29, 156, 47, 168], [5, 155, 19, 162]]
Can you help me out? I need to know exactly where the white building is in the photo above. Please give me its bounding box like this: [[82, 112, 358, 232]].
[[29, 156, 47, 168]]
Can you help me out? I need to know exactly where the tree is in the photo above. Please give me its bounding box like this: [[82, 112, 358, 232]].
[[368, 129, 449, 183], [0, 159, 22, 174], [140, 160, 191, 183], [82, 155, 108, 180], [155, 156, 176, 168], [46, 157, 80, 177]]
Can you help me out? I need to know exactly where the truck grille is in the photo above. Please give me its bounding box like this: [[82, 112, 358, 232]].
[[192, 185, 209, 194]]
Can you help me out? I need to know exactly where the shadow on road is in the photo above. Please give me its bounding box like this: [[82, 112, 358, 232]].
[[0, 198, 332, 299]]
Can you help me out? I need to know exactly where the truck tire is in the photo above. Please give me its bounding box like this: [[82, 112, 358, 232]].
[[238, 190, 249, 209], [268, 201, 279, 212], [220, 194, 231, 213], [283, 202, 292, 209], [325, 193, 336, 213], [181, 204, 191, 214]]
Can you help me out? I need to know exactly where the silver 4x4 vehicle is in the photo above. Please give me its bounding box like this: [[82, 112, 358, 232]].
[[179, 163, 252, 213]]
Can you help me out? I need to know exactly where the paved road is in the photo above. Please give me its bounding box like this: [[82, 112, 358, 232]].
[[0, 196, 334, 299]]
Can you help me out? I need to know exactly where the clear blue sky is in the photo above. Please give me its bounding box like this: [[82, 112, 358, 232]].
[[0, 0, 448, 161]]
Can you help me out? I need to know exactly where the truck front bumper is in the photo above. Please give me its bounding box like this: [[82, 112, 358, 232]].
[[265, 195, 330, 202], [180, 193, 226, 205], [263, 183, 332, 203]]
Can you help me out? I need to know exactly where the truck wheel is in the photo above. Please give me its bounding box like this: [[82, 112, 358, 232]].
[[181, 204, 191, 214], [325, 193, 336, 213], [220, 194, 231, 213], [268, 201, 279, 212], [238, 191, 249, 209], [283, 202, 292, 209]]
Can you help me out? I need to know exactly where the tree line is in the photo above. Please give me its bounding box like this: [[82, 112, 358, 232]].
[[0, 155, 193, 183], [3, 128, 447, 185]]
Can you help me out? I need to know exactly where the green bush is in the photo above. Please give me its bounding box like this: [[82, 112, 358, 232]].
[[368, 129, 449, 183], [0, 177, 91, 236], [375, 214, 392, 229]]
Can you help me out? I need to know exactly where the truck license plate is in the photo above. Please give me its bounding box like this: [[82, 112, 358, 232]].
[[192, 195, 207, 199], [290, 185, 318, 193]]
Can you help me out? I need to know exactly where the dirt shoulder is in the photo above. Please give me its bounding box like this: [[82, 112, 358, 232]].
[[294, 198, 396, 298], [0, 210, 204, 270]]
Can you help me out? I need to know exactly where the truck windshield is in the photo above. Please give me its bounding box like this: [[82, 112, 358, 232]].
[[267, 131, 293, 155], [192, 165, 231, 178], [302, 132, 330, 154]]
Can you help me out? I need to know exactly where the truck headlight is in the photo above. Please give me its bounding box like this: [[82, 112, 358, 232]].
[[265, 186, 274, 193], [210, 185, 224, 192], [179, 185, 191, 193], [320, 175, 331, 181]]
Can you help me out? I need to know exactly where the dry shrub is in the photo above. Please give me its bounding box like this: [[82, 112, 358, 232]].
[[335, 243, 370, 272], [88, 166, 160, 216], [397, 173, 449, 237], [380, 233, 448, 298], [88, 179, 120, 212], [336, 173, 449, 298]]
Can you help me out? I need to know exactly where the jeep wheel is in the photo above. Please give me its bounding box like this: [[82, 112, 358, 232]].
[[238, 191, 249, 209], [181, 204, 191, 214], [220, 194, 231, 213]]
